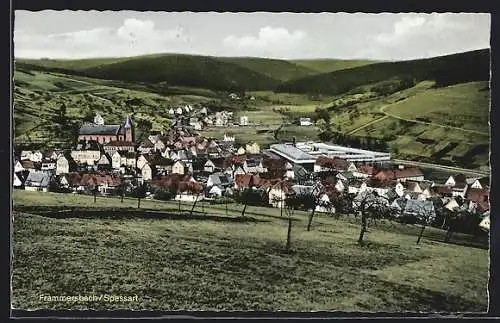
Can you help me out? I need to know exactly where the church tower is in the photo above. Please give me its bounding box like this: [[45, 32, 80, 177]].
[[124, 115, 134, 142]]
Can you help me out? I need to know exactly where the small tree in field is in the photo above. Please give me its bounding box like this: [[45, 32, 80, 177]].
[[132, 184, 147, 208], [91, 185, 99, 203], [116, 182, 126, 203], [187, 183, 204, 216], [283, 192, 302, 253], [404, 200, 436, 245], [352, 191, 390, 245]]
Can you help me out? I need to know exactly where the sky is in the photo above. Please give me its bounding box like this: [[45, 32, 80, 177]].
[[13, 11, 491, 61]]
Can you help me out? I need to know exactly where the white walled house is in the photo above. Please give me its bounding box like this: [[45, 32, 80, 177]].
[[240, 116, 249, 126], [395, 182, 405, 197], [56, 155, 69, 175], [268, 183, 289, 209], [348, 181, 367, 195], [13, 173, 23, 188], [245, 142, 260, 155], [24, 170, 52, 192], [444, 198, 460, 212], [71, 150, 101, 165], [315, 193, 335, 213], [14, 161, 25, 173], [30, 151, 43, 163], [334, 179, 346, 193], [299, 117, 313, 126], [136, 155, 149, 170], [223, 133, 235, 142], [172, 161, 187, 175], [208, 185, 223, 197], [452, 184, 468, 198], [111, 152, 122, 169], [204, 160, 216, 173], [471, 177, 490, 189], [236, 147, 246, 155], [154, 140, 166, 152], [20, 150, 32, 161], [41, 160, 56, 171], [141, 164, 153, 181]]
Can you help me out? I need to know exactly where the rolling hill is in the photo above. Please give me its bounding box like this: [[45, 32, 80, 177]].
[[277, 49, 490, 95], [13, 49, 491, 169], [15, 54, 382, 92], [16, 54, 280, 92], [291, 59, 378, 74]]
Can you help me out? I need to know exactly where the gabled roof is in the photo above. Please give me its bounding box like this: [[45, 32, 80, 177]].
[[77, 173, 122, 187], [291, 185, 315, 196], [349, 179, 365, 188], [79, 124, 121, 135], [245, 159, 261, 167], [235, 174, 261, 189], [231, 154, 247, 166], [25, 170, 52, 187], [403, 199, 436, 220], [97, 154, 111, 165], [20, 160, 35, 169], [475, 176, 490, 188], [212, 157, 232, 169], [140, 139, 155, 148], [104, 140, 135, 147], [369, 179, 395, 189], [405, 181, 421, 191], [466, 187, 489, 211], [122, 151, 137, 159], [208, 172, 233, 187], [454, 173, 468, 185], [431, 185, 453, 195], [392, 198, 407, 210], [338, 171, 356, 180], [315, 155, 350, 171], [357, 165, 378, 176], [394, 167, 423, 179], [124, 115, 133, 128]]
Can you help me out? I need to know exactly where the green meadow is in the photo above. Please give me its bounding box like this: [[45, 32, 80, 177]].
[[12, 190, 488, 311]]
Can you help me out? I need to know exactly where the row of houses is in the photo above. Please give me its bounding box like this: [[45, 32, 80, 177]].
[[14, 121, 490, 230]]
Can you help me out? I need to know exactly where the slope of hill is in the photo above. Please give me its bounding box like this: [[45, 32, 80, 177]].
[[217, 57, 316, 81], [278, 49, 490, 95], [291, 59, 378, 73], [15, 57, 133, 71], [14, 55, 381, 92], [345, 81, 490, 170], [16, 54, 282, 92]]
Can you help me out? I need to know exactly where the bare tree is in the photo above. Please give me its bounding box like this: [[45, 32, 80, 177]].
[[352, 191, 390, 245], [284, 192, 302, 253], [91, 185, 99, 204], [410, 200, 436, 245]]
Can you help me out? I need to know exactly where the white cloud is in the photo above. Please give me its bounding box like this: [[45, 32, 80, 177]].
[[374, 16, 426, 43], [361, 13, 491, 60], [223, 26, 306, 57], [15, 18, 191, 59]]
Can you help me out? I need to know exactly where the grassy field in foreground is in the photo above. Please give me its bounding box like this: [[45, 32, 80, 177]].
[[12, 190, 488, 312]]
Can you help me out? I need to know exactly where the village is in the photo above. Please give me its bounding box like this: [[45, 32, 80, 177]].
[[12, 104, 491, 233]]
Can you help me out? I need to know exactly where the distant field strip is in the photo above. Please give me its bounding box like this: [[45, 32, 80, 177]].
[[392, 159, 490, 177], [380, 104, 489, 136], [346, 115, 389, 135]]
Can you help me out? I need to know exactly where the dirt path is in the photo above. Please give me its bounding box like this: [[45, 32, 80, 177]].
[[346, 115, 389, 135], [380, 103, 489, 136]]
